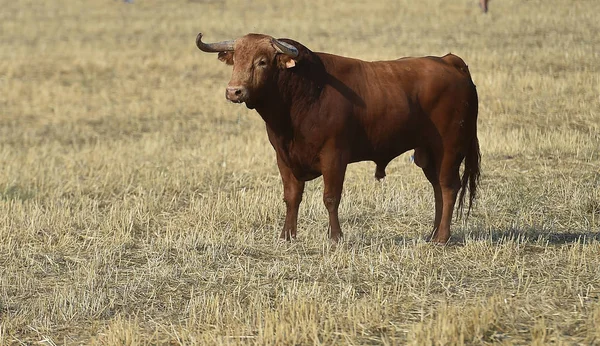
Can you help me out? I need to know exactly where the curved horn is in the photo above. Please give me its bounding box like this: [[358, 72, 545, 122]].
[[196, 33, 235, 53], [271, 39, 299, 58]]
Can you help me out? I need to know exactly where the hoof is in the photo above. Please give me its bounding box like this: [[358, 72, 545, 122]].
[[327, 238, 342, 251], [428, 234, 450, 245], [329, 233, 343, 245], [279, 231, 296, 242], [329, 236, 342, 244]]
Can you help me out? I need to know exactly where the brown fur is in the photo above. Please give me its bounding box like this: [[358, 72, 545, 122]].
[[200, 33, 481, 244]]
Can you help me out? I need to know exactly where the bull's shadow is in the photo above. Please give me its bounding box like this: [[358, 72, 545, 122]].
[[347, 227, 600, 247], [452, 227, 600, 245], [325, 73, 366, 108]]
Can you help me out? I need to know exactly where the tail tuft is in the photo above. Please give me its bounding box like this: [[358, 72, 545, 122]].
[[457, 136, 481, 218]]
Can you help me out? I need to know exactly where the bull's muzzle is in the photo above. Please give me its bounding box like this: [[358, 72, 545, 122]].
[[225, 86, 248, 103]]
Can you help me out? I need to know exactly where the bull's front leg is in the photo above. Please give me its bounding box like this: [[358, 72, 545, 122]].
[[276, 155, 305, 241], [320, 150, 348, 243]]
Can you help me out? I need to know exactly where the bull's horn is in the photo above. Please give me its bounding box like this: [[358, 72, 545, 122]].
[[271, 39, 298, 58], [196, 33, 235, 52]]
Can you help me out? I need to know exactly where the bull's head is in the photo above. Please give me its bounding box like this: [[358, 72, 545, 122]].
[[196, 33, 299, 108]]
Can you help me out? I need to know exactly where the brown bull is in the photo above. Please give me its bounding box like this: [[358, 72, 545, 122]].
[[196, 33, 480, 244]]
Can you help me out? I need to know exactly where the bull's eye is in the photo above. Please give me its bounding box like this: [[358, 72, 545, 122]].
[[257, 59, 267, 67]]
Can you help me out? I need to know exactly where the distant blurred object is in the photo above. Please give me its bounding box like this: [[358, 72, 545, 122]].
[[479, 0, 489, 13]]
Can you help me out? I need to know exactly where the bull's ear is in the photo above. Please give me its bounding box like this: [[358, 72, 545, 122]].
[[218, 51, 234, 65], [277, 54, 297, 69]]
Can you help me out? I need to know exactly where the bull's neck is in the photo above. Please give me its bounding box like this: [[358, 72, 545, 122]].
[[254, 90, 293, 138], [255, 56, 326, 138]]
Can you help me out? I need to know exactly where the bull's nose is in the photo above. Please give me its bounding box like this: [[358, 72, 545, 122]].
[[226, 86, 245, 103]]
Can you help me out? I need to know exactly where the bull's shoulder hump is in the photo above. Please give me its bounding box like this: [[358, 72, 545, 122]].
[[315, 52, 368, 65], [316, 52, 370, 77]]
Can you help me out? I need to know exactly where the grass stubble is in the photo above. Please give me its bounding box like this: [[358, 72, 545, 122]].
[[0, 0, 599, 344]]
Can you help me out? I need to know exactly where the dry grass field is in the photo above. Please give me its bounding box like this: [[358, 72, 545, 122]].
[[1, 0, 599, 344]]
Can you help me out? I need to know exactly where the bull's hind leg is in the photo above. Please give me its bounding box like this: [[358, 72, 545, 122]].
[[431, 158, 461, 243], [415, 148, 443, 237], [415, 147, 462, 244], [431, 151, 464, 244]]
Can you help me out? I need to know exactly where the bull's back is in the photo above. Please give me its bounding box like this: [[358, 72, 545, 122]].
[[324, 53, 475, 161], [340, 54, 474, 114], [361, 55, 474, 127], [317, 53, 476, 160], [319, 52, 473, 101]]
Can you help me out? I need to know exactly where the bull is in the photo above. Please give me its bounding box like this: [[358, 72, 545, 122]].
[[196, 33, 480, 244]]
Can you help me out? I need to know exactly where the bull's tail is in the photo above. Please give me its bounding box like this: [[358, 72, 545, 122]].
[[457, 84, 481, 218], [457, 128, 481, 219], [458, 135, 481, 217]]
